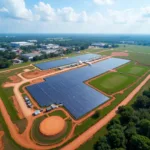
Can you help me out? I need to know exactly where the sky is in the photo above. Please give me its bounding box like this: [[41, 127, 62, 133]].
[[0, 0, 150, 34]]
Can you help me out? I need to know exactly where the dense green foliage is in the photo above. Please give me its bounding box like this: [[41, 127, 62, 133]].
[[94, 89, 150, 150], [0, 50, 16, 68]]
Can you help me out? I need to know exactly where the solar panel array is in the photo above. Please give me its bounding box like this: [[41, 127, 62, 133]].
[[35, 53, 99, 70], [27, 58, 130, 119]]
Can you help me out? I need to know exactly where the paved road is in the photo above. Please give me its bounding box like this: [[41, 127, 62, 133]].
[[61, 74, 150, 150]]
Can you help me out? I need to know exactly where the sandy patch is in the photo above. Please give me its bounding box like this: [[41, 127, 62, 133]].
[[109, 69, 117, 73], [12, 96, 24, 119], [22, 69, 56, 79], [24, 69, 31, 72], [9, 75, 21, 83], [39, 116, 66, 136], [111, 52, 129, 57]]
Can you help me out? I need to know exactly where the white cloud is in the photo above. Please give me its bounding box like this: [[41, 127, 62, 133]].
[[57, 7, 88, 23], [34, 2, 89, 23], [1, 0, 33, 20], [93, 0, 115, 5], [34, 2, 56, 21], [141, 7, 150, 17], [0, 7, 8, 13], [108, 9, 144, 24]]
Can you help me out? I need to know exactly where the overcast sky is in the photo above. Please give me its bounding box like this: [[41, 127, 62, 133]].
[[0, 0, 150, 34]]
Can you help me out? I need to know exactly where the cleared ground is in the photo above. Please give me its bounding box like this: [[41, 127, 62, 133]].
[[89, 72, 137, 95], [117, 62, 149, 76], [31, 116, 72, 145]]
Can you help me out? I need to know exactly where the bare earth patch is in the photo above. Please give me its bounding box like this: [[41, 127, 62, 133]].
[[31, 78, 44, 84], [39, 116, 66, 136], [0, 131, 4, 150], [22, 69, 56, 79], [24, 69, 31, 72], [109, 69, 117, 73], [9, 75, 22, 83], [111, 52, 129, 57], [12, 96, 24, 119]]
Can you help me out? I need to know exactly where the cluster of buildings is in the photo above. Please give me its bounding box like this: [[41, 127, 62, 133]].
[[90, 42, 112, 48], [10, 41, 64, 62], [11, 41, 36, 48]]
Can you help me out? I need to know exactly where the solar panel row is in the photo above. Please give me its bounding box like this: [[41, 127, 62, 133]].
[[27, 58, 130, 119], [35, 53, 99, 70]]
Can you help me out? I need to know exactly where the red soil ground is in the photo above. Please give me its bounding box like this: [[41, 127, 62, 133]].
[[12, 96, 24, 119], [31, 78, 44, 84], [9, 75, 22, 83], [22, 69, 56, 79], [39, 116, 66, 136], [111, 52, 129, 57]]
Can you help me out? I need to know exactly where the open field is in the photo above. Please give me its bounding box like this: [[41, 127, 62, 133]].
[[89, 72, 137, 95], [77, 76, 150, 150], [100, 45, 150, 65], [117, 62, 149, 76]]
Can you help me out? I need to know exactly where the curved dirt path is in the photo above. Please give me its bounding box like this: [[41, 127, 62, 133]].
[[61, 74, 150, 150], [0, 64, 32, 74]]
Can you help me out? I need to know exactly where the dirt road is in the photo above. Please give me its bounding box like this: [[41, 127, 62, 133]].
[[0, 64, 32, 74], [61, 74, 150, 150]]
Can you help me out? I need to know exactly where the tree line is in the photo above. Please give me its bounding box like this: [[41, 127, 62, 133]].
[[94, 88, 150, 150], [0, 50, 16, 69]]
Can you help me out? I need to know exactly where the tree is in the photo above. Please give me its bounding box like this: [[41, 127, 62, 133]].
[[133, 96, 150, 109], [143, 90, 150, 98], [137, 119, 150, 138], [124, 122, 137, 140], [92, 111, 100, 119], [107, 129, 126, 149], [129, 134, 150, 150], [118, 106, 134, 124], [94, 136, 111, 150], [107, 118, 120, 130]]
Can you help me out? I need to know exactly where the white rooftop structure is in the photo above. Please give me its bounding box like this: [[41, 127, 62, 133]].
[[11, 42, 35, 47]]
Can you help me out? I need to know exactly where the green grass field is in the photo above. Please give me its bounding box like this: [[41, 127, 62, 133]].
[[89, 72, 137, 95], [100, 45, 150, 65], [117, 62, 149, 76], [78, 75, 150, 150]]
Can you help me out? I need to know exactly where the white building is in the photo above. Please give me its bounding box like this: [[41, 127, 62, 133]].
[[41, 44, 59, 49], [11, 42, 35, 47], [28, 40, 37, 43], [21, 53, 41, 60], [0, 48, 6, 51]]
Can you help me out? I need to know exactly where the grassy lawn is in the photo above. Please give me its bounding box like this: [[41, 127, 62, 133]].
[[117, 62, 149, 76], [31, 115, 72, 145], [77, 72, 150, 150], [19, 82, 30, 93], [89, 72, 137, 94], [100, 45, 150, 65], [48, 110, 67, 119]]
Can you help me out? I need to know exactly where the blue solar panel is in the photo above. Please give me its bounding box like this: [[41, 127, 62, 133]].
[[27, 58, 130, 119], [35, 53, 99, 70]]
